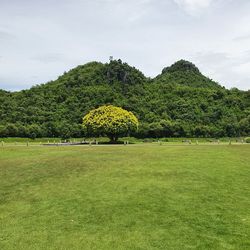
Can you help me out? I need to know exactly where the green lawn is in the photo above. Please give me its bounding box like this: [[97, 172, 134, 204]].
[[0, 144, 250, 249]]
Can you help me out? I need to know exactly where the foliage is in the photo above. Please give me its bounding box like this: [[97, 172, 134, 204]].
[[0, 59, 249, 138], [162, 59, 200, 74], [245, 137, 250, 143], [82, 105, 138, 142]]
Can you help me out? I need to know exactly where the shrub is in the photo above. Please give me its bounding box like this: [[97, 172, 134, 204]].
[[245, 137, 250, 143]]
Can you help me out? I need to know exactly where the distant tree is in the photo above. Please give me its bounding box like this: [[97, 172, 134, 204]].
[[239, 115, 250, 135], [83, 105, 139, 143], [0, 125, 7, 137], [57, 122, 76, 140], [159, 119, 174, 137], [5, 124, 18, 137], [193, 125, 211, 137], [137, 122, 150, 138], [16, 124, 27, 137], [27, 124, 43, 139], [148, 122, 164, 138]]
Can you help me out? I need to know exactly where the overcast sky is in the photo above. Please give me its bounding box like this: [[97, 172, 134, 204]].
[[0, 0, 250, 91]]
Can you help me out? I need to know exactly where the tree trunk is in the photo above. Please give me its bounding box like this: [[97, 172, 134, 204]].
[[108, 135, 118, 144]]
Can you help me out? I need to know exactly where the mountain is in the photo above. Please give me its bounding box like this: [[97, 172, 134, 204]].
[[0, 59, 249, 138], [156, 60, 222, 89]]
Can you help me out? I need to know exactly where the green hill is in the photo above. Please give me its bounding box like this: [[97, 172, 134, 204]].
[[0, 59, 249, 138], [157, 60, 222, 89]]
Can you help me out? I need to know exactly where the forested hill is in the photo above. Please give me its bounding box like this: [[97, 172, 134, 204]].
[[0, 59, 249, 138]]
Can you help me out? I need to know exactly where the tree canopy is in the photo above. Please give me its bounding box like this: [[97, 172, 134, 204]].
[[83, 105, 139, 142]]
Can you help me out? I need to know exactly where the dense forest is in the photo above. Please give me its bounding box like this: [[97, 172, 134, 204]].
[[0, 59, 249, 138]]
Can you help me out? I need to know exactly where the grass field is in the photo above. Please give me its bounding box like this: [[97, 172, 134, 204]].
[[0, 144, 250, 249], [0, 136, 247, 144]]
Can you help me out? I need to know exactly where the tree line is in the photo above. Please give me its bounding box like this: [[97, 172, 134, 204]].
[[0, 59, 249, 139]]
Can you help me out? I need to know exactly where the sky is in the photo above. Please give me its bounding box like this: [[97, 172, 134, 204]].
[[0, 0, 250, 91]]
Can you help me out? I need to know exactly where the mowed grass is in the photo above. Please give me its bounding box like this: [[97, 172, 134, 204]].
[[0, 145, 250, 250]]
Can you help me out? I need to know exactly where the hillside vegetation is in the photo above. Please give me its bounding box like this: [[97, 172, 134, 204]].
[[0, 59, 249, 138]]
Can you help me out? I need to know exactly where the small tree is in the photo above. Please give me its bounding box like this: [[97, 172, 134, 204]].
[[82, 105, 139, 143]]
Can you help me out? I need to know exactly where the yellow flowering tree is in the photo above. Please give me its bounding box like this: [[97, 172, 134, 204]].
[[82, 105, 139, 143]]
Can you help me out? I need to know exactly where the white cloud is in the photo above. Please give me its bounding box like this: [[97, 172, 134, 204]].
[[173, 0, 213, 15], [190, 50, 250, 90], [0, 0, 250, 91]]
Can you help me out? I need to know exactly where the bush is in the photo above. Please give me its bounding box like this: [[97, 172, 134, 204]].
[[160, 138, 169, 142], [245, 137, 250, 143], [143, 138, 157, 143]]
